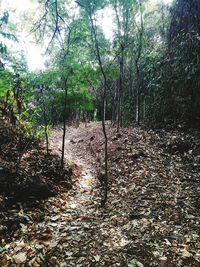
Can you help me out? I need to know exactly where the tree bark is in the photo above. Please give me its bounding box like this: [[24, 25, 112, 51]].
[[61, 78, 68, 168], [135, 1, 144, 126], [88, 9, 109, 206], [40, 85, 49, 154]]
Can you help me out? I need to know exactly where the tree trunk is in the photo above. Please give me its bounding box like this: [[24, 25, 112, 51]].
[[61, 79, 68, 168], [40, 85, 49, 154], [134, 0, 144, 126], [101, 93, 108, 207], [88, 10, 109, 206], [143, 96, 146, 120], [136, 89, 140, 126]]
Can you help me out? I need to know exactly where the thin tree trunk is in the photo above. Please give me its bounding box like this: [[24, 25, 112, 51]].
[[101, 92, 108, 206], [143, 96, 146, 120], [61, 78, 68, 168], [136, 89, 140, 125], [112, 87, 117, 126], [114, 5, 124, 131], [117, 74, 123, 131], [117, 80, 121, 132], [88, 10, 109, 206], [119, 46, 124, 128], [40, 85, 49, 154], [134, 0, 144, 126], [75, 107, 80, 128], [60, 27, 71, 168]]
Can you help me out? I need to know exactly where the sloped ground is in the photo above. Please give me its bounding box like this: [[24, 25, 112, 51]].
[[0, 121, 200, 266], [0, 117, 72, 203], [0, 117, 72, 265]]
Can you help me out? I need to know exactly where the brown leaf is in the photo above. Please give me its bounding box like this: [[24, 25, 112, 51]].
[[13, 252, 27, 264]]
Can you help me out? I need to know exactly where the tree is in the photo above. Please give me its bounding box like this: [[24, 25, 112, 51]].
[[166, 0, 200, 125], [76, 0, 110, 206]]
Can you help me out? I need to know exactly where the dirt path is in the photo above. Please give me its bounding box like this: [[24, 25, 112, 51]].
[[1, 122, 199, 266], [44, 123, 108, 266], [40, 122, 135, 267], [49, 122, 102, 198]]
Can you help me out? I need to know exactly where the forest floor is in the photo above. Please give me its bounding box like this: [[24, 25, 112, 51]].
[[0, 121, 200, 267]]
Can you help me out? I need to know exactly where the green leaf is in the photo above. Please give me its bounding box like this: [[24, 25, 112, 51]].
[[128, 260, 137, 267]]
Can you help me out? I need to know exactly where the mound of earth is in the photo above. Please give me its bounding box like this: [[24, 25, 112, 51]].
[[0, 117, 72, 209]]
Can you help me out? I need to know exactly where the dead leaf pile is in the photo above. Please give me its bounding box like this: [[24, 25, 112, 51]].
[[0, 121, 199, 266]]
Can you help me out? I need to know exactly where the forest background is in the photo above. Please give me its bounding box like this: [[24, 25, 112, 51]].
[[1, 0, 199, 136]]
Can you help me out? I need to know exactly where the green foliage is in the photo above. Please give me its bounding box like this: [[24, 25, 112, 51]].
[[0, 12, 17, 56], [0, 69, 12, 98], [1, 0, 199, 134], [76, 0, 108, 12]]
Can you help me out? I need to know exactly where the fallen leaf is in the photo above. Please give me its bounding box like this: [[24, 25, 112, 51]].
[[94, 255, 100, 262], [13, 252, 27, 264], [182, 249, 192, 258], [49, 256, 59, 265], [0, 254, 9, 267]]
